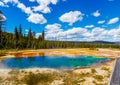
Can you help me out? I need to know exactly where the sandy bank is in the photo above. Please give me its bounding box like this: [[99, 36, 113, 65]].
[[0, 60, 114, 85], [1, 48, 120, 59]]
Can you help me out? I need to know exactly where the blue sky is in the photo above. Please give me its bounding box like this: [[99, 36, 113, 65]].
[[0, 0, 120, 41]]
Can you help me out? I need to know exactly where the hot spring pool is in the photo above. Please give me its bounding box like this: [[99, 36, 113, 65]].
[[0, 56, 109, 69]]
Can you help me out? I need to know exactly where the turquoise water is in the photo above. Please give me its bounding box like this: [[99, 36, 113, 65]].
[[0, 56, 108, 69]]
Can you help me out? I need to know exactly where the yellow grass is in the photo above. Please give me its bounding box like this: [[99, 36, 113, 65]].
[[0, 48, 120, 58]]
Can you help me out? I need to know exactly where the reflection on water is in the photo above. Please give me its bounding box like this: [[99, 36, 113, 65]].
[[0, 56, 108, 69]]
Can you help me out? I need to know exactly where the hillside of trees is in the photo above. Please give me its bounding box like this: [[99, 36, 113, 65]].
[[0, 24, 120, 50]]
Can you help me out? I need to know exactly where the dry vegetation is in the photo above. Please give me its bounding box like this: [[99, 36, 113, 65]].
[[0, 60, 114, 85], [0, 48, 117, 85], [1, 48, 120, 59]]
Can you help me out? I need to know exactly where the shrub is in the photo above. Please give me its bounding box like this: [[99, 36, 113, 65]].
[[101, 67, 109, 71], [22, 72, 55, 85], [79, 78, 85, 82], [63, 72, 86, 85], [63, 76, 79, 85], [0, 77, 2, 82], [89, 48, 98, 50], [93, 75, 103, 81], [91, 69, 96, 74], [79, 72, 91, 78], [8, 70, 20, 75], [0, 51, 6, 56]]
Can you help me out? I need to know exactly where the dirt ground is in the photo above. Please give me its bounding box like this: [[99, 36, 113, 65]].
[[1, 48, 120, 58]]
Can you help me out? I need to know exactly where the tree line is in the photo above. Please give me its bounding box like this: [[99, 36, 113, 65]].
[[0, 24, 120, 50], [0, 24, 45, 49]]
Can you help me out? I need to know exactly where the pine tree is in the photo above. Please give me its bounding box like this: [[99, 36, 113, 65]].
[[0, 21, 2, 48], [27, 28, 33, 48], [14, 27, 19, 49], [19, 24, 22, 37], [42, 30, 44, 41], [18, 24, 23, 48], [32, 31, 36, 49], [0, 10, 4, 48]]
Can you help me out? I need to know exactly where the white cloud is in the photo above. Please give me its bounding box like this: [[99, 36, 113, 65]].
[[90, 27, 108, 40], [59, 11, 84, 25], [107, 26, 120, 41], [2, 0, 58, 14], [25, 29, 29, 32], [45, 23, 89, 41], [0, 1, 5, 7], [66, 27, 87, 35], [107, 17, 119, 24], [17, 2, 33, 15], [0, 1, 9, 7], [2, 0, 33, 15], [98, 20, 105, 24], [45, 23, 62, 31], [45, 24, 91, 41], [27, 13, 47, 24], [16, 1, 48, 24], [0, 0, 50, 24], [36, 33, 42, 38], [16, 2, 48, 24], [85, 25, 94, 28], [33, 5, 51, 13], [3, 0, 19, 4], [44, 23, 120, 41], [92, 10, 100, 17], [65, 27, 88, 40], [29, 0, 35, 2], [32, 0, 58, 13], [87, 26, 120, 41], [45, 23, 63, 40], [0, 13, 6, 21], [25, 29, 29, 34], [0, 0, 62, 24]]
